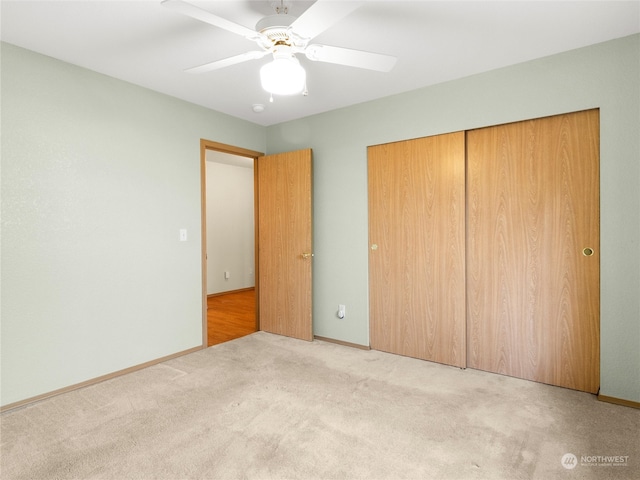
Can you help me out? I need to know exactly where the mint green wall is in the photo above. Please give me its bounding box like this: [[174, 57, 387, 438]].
[[0, 43, 265, 407], [3, 35, 638, 407], [266, 34, 640, 403]]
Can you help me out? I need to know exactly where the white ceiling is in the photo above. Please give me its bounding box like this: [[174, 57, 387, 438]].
[[2, 1, 639, 126]]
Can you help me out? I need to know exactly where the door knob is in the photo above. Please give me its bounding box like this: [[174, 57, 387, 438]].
[[301, 252, 313, 259], [582, 247, 594, 256]]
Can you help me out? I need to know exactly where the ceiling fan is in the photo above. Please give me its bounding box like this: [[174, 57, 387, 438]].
[[161, 0, 397, 97]]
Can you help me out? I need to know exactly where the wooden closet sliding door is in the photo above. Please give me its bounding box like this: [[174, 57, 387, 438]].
[[466, 109, 600, 393], [368, 132, 466, 367]]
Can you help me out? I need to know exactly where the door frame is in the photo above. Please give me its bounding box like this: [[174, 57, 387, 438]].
[[200, 139, 264, 347]]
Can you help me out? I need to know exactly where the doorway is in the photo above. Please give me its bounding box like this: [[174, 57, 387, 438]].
[[201, 140, 263, 347], [200, 141, 314, 346]]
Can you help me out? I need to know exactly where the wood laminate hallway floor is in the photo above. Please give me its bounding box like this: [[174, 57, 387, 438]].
[[207, 288, 256, 346]]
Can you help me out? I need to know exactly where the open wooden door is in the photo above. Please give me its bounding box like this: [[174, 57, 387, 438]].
[[257, 149, 313, 341]]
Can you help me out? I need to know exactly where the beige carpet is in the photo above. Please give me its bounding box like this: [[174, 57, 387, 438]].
[[1, 332, 638, 480]]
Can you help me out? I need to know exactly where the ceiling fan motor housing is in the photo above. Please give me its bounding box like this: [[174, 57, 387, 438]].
[[256, 14, 305, 48]]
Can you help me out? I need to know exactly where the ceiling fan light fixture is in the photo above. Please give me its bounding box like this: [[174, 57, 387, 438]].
[[260, 48, 306, 96]]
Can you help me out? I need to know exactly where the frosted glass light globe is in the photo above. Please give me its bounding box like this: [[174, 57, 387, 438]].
[[260, 54, 306, 96]]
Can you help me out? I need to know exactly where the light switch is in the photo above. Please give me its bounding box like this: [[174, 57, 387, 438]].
[[179, 229, 187, 241]]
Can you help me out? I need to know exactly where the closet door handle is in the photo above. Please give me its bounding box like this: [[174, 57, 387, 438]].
[[582, 247, 594, 256]]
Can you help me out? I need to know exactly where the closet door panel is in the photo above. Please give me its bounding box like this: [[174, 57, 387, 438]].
[[369, 132, 466, 367], [466, 109, 600, 393]]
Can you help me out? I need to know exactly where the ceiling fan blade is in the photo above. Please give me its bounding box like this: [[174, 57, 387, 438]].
[[290, 0, 364, 41], [304, 44, 397, 72], [186, 51, 268, 74], [161, 0, 261, 41]]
